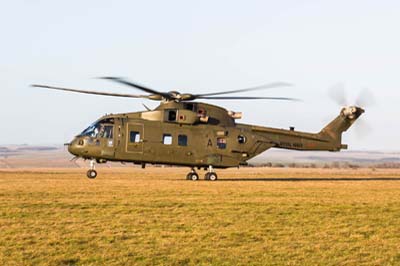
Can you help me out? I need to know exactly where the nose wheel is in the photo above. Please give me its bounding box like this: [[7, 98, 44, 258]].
[[86, 160, 97, 179], [87, 169, 97, 179]]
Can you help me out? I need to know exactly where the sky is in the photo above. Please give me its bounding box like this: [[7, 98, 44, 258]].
[[1, 0, 399, 150]]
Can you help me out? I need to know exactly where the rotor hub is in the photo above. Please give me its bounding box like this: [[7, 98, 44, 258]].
[[342, 106, 365, 120]]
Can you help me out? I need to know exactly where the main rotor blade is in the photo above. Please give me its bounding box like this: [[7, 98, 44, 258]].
[[196, 82, 292, 97], [197, 96, 299, 101], [31, 84, 149, 99], [100, 77, 168, 97]]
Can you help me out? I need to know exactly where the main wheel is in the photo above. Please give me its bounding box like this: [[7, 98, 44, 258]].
[[204, 173, 210, 180], [188, 173, 199, 181], [208, 173, 218, 181], [87, 170, 97, 179]]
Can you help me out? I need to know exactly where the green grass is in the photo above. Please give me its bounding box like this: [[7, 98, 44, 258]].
[[1, 168, 400, 265]]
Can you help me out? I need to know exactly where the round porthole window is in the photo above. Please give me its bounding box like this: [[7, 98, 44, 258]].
[[237, 135, 246, 144]]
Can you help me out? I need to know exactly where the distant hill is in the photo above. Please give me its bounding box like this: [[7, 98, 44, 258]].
[[0, 145, 399, 169], [250, 149, 400, 165]]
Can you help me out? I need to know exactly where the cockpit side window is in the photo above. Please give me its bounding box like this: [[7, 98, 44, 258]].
[[99, 125, 114, 139]]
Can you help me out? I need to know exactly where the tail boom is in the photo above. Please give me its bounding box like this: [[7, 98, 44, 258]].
[[246, 106, 364, 152]]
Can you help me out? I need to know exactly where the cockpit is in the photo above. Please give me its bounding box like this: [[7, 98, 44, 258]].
[[80, 118, 114, 139], [68, 117, 115, 159]]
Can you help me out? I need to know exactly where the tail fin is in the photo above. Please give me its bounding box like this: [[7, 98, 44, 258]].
[[319, 106, 365, 150]]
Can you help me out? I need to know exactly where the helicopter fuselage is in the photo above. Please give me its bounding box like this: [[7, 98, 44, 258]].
[[68, 101, 364, 169]]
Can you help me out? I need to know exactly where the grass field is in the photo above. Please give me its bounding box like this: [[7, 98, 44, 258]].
[[1, 167, 400, 266]]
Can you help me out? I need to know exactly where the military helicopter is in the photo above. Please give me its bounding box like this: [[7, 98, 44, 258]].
[[32, 77, 364, 180]]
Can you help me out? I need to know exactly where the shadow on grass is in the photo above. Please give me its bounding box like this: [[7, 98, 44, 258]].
[[219, 177, 400, 182]]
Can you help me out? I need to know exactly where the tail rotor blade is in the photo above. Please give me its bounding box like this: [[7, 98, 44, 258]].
[[329, 82, 347, 106], [353, 118, 372, 138], [356, 88, 376, 108]]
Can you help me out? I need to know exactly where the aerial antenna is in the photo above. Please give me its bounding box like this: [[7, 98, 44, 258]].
[[142, 103, 151, 111]]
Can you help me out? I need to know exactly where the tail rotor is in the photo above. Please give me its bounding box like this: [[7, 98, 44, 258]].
[[328, 83, 375, 137]]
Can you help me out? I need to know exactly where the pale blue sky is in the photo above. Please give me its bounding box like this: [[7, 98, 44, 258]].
[[1, 0, 399, 150]]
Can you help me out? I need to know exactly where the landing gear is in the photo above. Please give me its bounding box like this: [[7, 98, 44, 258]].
[[205, 172, 218, 181], [204, 165, 218, 181], [186, 166, 218, 181], [86, 160, 97, 179], [87, 169, 97, 179], [186, 168, 199, 181]]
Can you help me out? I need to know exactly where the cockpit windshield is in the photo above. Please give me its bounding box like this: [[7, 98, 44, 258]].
[[80, 118, 114, 139]]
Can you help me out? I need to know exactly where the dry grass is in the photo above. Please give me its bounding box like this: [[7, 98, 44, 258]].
[[1, 167, 400, 266]]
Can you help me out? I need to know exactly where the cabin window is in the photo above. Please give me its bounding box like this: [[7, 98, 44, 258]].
[[163, 134, 172, 145], [130, 131, 141, 143], [183, 103, 196, 111], [237, 135, 246, 144], [167, 110, 177, 122], [217, 138, 227, 149], [178, 135, 188, 146]]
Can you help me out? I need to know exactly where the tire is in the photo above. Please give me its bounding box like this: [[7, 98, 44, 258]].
[[87, 170, 97, 179], [189, 173, 199, 181], [204, 173, 210, 180], [208, 173, 218, 181]]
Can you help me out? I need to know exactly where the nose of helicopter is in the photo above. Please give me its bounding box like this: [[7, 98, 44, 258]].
[[67, 137, 84, 157]]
